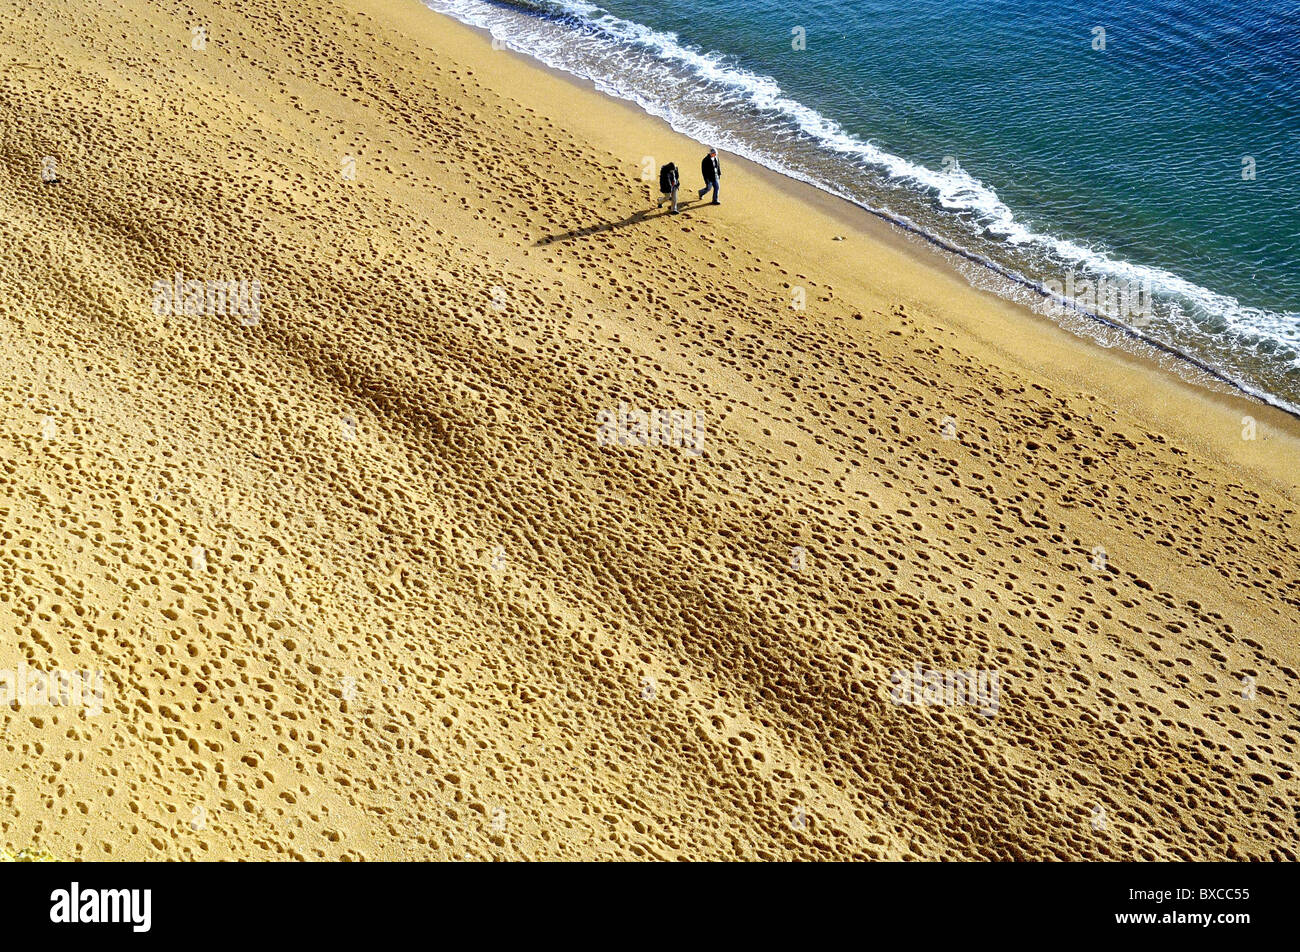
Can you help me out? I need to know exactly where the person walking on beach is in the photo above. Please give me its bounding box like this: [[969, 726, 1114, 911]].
[[658, 161, 681, 214], [698, 147, 721, 204]]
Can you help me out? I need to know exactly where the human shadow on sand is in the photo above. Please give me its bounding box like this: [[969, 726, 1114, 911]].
[[534, 200, 706, 246]]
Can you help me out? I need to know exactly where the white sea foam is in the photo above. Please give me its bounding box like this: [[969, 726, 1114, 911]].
[[423, 0, 1300, 414]]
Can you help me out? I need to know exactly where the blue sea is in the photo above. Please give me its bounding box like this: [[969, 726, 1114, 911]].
[[424, 0, 1300, 413]]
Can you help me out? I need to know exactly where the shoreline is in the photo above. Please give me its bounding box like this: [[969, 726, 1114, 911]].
[[0, 0, 1296, 860], [428, 3, 1300, 486], [427, 0, 1300, 425]]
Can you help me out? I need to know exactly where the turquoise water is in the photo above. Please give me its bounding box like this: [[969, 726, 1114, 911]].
[[424, 0, 1300, 411]]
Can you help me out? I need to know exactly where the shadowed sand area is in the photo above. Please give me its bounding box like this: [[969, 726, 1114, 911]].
[[0, 0, 1297, 860]]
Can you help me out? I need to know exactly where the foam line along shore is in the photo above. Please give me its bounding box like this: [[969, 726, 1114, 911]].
[[424, 0, 1300, 417]]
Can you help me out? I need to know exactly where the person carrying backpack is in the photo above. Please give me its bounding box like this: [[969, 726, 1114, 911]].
[[698, 148, 721, 205], [658, 161, 680, 214]]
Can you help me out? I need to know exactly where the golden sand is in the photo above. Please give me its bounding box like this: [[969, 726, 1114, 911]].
[[0, 0, 1296, 860]]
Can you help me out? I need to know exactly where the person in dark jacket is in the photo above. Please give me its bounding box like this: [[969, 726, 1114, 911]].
[[698, 148, 721, 204], [657, 161, 680, 214]]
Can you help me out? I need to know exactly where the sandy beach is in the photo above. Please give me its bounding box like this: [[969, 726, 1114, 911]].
[[1, 0, 1296, 860]]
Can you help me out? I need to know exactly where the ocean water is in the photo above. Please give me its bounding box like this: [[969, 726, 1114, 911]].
[[423, 0, 1300, 413]]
